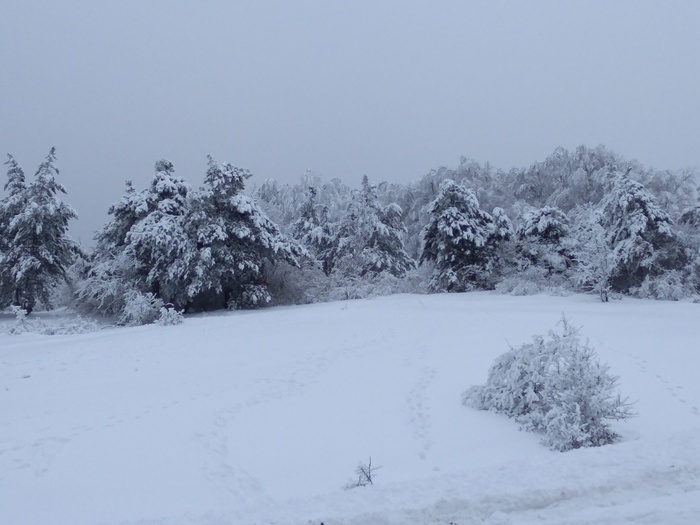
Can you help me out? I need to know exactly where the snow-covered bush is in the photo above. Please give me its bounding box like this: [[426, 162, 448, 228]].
[[630, 270, 699, 302], [0, 306, 98, 335], [495, 266, 572, 297], [266, 256, 430, 305], [156, 305, 184, 326], [495, 276, 542, 296], [117, 291, 163, 326], [463, 317, 633, 451], [228, 284, 271, 310], [31, 315, 98, 335], [329, 261, 431, 301], [0, 305, 29, 335]]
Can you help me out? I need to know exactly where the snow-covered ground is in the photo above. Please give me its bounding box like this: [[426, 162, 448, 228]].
[[1, 293, 699, 525]]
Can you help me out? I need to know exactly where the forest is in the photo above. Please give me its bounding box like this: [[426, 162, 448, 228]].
[[1, 144, 699, 324]]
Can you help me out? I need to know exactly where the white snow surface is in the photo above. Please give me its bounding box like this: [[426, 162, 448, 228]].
[[1, 293, 699, 525]]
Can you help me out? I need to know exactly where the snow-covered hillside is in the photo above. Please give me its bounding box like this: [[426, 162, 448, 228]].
[[1, 293, 699, 524]]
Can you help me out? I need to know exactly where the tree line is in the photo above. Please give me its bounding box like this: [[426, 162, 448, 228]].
[[1, 145, 699, 323]]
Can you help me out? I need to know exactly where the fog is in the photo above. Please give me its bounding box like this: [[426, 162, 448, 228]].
[[1, 0, 698, 245]]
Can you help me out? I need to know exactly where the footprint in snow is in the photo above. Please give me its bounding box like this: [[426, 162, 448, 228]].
[[407, 366, 437, 460]]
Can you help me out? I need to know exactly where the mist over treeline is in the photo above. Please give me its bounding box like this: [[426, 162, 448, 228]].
[[1, 145, 699, 323]]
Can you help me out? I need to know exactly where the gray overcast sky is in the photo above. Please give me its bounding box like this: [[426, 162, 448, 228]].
[[1, 0, 699, 245]]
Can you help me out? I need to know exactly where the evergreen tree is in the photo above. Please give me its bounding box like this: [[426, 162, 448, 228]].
[[184, 156, 303, 309], [2, 154, 26, 197], [370, 200, 415, 276], [291, 186, 334, 275], [76, 161, 192, 314], [421, 179, 509, 291], [99, 180, 151, 248], [0, 148, 78, 312], [598, 168, 682, 292], [74, 180, 152, 316], [516, 206, 571, 274], [327, 175, 414, 279], [124, 160, 194, 307], [0, 155, 28, 306], [677, 204, 700, 292]]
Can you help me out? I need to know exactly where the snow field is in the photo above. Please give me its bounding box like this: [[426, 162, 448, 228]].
[[1, 293, 699, 524]]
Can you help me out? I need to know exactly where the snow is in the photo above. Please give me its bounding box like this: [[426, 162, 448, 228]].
[[1, 293, 699, 524]]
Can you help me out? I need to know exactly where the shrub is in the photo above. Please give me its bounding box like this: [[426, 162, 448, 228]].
[[33, 315, 98, 335], [228, 284, 272, 310], [343, 457, 380, 490], [495, 266, 572, 297], [463, 317, 633, 451], [118, 290, 163, 326], [630, 270, 699, 302], [0, 306, 98, 335], [156, 304, 184, 326], [1, 305, 29, 335]]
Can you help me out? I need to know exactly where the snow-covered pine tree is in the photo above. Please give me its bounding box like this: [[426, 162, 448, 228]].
[[326, 175, 414, 280], [357, 175, 415, 277], [184, 156, 304, 309], [291, 186, 334, 275], [598, 168, 682, 292], [73, 180, 153, 317], [370, 200, 415, 276], [100, 180, 151, 247], [2, 154, 26, 199], [124, 160, 194, 307], [0, 155, 28, 307], [421, 179, 509, 291], [518, 206, 569, 244], [640, 200, 700, 300], [0, 148, 78, 312], [516, 206, 571, 274], [678, 205, 700, 296], [75, 171, 190, 324]]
